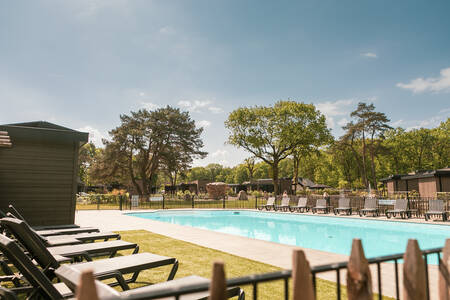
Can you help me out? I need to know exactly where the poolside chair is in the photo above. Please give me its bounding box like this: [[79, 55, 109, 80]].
[[333, 198, 352, 215], [311, 199, 329, 214], [0, 219, 179, 290], [385, 199, 409, 219], [424, 200, 447, 221], [5, 211, 120, 246], [0, 234, 244, 300], [274, 196, 290, 212], [289, 197, 309, 213], [0, 218, 147, 264], [258, 196, 276, 211], [359, 198, 380, 217]]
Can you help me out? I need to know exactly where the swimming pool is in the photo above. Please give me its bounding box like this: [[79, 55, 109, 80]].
[[127, 210, 449, 260]]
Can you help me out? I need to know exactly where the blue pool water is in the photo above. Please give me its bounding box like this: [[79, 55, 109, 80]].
[[127, 210, 449, 260]]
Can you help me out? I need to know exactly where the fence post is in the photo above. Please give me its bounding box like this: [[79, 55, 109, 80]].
[[76, 270, 99, 300], [439, 239, 450, 300], [223, 196, 226, 209], [192, 195, 195, 209], [119, 195, 123, 211], [97, 195, 100, 210], [209, 262, 227, 300], [292, 249, 314, 300], [255, 195, 258, 210], [162, 194, 165, 210], [403, 239, 427, 300], [347, 239, 372, 300]]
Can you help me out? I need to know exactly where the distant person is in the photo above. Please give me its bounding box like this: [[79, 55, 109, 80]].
[[283, 190, 288, 198], [323, 191, 330, 207]]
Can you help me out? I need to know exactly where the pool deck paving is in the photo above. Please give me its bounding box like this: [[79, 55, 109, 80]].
[[75, 209, 446, 299]]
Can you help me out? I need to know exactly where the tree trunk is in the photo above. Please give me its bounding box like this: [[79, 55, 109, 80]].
[[128, 154, 142, 196], [361, 130, 369, 188], [293, 154, 300, 193], [272, 160, 280, 195], [369, 135, 378, 191]]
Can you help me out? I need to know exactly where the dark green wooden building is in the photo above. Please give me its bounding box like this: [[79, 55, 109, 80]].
[[0, 121, 88, 226]]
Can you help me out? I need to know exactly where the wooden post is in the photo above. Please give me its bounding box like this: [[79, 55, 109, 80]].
[[347, 239, 373, 300], [76, 270, 99, 300], [403, 239, 427, 300], [209, 261, 227, 300], [439, 239, 450, 300], [292, 249, 315, 300]]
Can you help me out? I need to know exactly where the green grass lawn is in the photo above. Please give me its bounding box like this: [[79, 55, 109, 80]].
[[117, 230, 391, 299]]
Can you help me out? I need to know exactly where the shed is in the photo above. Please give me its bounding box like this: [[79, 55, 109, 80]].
[[0, 121, 88, 226]]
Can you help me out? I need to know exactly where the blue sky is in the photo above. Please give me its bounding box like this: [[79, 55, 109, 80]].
[[1, 0, 449, 167]]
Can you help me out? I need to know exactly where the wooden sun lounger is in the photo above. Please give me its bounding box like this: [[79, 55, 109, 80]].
[[386, 199, 411, 219]]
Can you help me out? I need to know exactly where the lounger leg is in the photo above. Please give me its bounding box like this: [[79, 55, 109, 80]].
[[167, 260, 179, 281]]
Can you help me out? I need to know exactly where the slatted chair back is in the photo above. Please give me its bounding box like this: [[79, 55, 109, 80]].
[[339, 198, 350, 208], [394, 199, 408, 210], [429, 200, 444, 212], [281, 197, 290, 206], [0, 234, 62, 299], [364, 198, 377, 209], [297, 197, 307, 207], [267, 197, 275, 206], [0, 218, 59, 271], [316, 199, 327, 207]]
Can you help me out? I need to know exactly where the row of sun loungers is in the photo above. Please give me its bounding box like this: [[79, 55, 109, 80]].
[[0, 205, 245, 300], [258, 197, 448, 221]]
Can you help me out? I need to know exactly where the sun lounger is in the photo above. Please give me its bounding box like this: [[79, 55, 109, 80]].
[[385, 199, 411, 219], [258, 197, 275, 211], [0, 218, 138, 262], [0, 219, 179, 290], [274, 196, 290, 212], [290, 197, 309, 212], [0, 234, 243, 300], [5, 211, 119, 245], [333, 198, 352, 215], [424, 200, 447, 221], [359, 198, 380, 217], [311, 199, 329, 214]]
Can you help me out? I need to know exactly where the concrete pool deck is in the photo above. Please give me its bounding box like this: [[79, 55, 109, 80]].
[[75, 209, 446, 299]]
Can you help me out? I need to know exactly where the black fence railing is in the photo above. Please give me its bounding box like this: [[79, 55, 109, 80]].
[[76, 193, 450, 218], [116, 246, 444, 300]]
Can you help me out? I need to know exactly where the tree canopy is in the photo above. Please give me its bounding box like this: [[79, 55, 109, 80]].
[[225, 100, 331, 194]]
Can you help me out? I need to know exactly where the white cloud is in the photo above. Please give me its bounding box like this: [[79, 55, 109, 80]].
[[77, 126, 107, 147], [337, 118, 348, 127], [140, 102, 159, 110], [391, 119, 404, 127], [208, 106, 224, 114], [197, 120, 211, 128], [177, 100, 223, 114], [362, 52, 377, 58], [397, 67, 450, 94], [159, 26, 175, 35], [211, 149, 228, 158], [316, 99, 355, 129]]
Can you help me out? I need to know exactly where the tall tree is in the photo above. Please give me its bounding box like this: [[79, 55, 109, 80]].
[[342, 103, 391, 189], [244, 157, 256, 180], [95, 107, 206, 196], [225, 101, 331, 194]]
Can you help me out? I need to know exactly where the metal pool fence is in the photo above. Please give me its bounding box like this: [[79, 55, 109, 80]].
[[76, 193, 450, 217]]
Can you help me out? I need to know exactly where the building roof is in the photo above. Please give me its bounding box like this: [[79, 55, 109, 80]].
[[380, 168, 450, 182], [0, 131, 12, 148], [0, 121, 88, 146]]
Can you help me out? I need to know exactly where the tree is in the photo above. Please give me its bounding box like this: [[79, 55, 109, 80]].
[[342, 103, 391, 189], [244, 157, 256, 180], [78, 142, 97, 185], [225, 101, 331, 194], [95, 107, 206, 196]]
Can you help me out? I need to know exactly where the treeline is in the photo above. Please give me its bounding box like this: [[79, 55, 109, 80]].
[[78, 101, 449, 195]]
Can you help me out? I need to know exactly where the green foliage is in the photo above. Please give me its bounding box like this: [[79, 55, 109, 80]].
[[225, 100, 331, 194]]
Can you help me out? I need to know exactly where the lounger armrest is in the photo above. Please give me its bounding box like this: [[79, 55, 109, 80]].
[[94, 270, 130, 291]]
